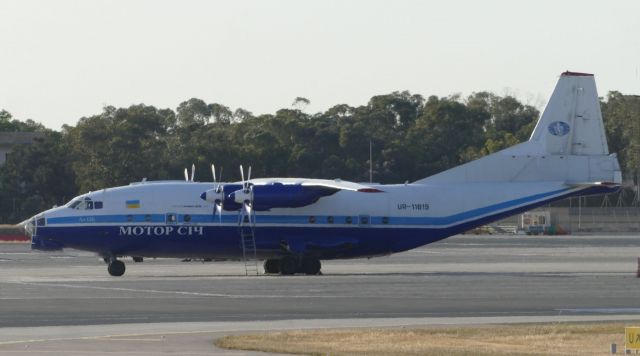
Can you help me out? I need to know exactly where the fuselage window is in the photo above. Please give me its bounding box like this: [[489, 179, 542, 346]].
[[166, 213, 177, 224], [382, 216, 389, 224], [360, 216, 369, 225], [327, 216, 334, 224], [345, 216, 353, 224], [144, 214, 151, 222], [309, 216, 316, 224], [184, 214, 192, 222], [126, 215, 133, 222], [86, 201, 93, 210], [94, 201, 103, 209]]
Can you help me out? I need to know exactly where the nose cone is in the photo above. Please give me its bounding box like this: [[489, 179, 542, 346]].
[[26, 213, 63, 251], [17, 217, 35, 238], [200, 192, 206, 201]]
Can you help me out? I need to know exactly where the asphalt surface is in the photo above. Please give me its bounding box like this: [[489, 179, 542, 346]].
[[1, 234, 640, 328]]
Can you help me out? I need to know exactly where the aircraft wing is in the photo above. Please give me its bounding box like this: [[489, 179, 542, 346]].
[[203, 178, 383, 212], [565, 181, 620, 188], [251, 178, 383, 192]]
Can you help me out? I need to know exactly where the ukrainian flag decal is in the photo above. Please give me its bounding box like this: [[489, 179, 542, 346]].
[[126, 200, 140, 209]]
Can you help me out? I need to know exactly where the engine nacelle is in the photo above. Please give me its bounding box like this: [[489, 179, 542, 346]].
[[237, 183, 338, 211], [200, 184, 243, 211]]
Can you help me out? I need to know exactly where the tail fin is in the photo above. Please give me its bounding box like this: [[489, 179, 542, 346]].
[[527, 71, 609, 156], [417, 71, 622, 185]]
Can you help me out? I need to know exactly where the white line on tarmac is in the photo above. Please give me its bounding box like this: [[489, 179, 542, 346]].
[[5, 281, 351, 299], [2, 315, 640, 346]]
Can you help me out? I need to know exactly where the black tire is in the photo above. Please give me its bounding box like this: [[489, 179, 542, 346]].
[[279, 256, 298, 275], [107, 260, 126, 276], [301, 257, 321, 275], [263, 259, 280, 274]]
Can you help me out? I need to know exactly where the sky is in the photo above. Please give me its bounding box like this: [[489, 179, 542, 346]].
[[1, 0, 639, 130]]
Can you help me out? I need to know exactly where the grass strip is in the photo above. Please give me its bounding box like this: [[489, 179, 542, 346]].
[[215, 322, 638, 355]]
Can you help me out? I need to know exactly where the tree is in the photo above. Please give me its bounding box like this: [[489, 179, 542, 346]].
[[68, 104, 173, 192], [0, 110, 45, 132], [176, 98, 211, 127], [292, 97, 310, 111], [0, 131, 76, 223], [601, 92, 640, 183]]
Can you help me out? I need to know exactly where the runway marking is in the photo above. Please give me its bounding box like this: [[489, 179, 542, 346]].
[[0, 330, 221, 346], [7, 281, 351, 299], [3, 315, 640, 347], [101, 337, 165, 341], [558, 308, 640, 314]]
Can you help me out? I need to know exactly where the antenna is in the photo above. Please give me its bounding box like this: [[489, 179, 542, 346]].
[[369, 139, 373, 183]]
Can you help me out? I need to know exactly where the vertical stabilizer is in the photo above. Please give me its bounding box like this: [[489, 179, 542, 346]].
[[528, 71, 609, 156], [416, 71, 621, 185]]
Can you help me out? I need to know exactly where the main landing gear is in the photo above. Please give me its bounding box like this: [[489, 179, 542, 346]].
[[103, 256, 126, 277], [264, 256, 322, 275]]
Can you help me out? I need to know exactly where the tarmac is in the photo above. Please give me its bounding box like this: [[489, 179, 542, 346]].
[[1, 234, 639, 355]]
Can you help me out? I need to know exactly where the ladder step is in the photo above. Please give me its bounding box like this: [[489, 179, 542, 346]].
[[238, 208, 258, 276]]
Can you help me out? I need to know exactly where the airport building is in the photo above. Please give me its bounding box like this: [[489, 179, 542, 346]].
[[0, 132, 44, 165]]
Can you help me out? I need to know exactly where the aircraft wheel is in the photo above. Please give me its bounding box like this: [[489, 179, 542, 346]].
[[107, 260, 126, 277], [263, 259, 280, 274], [301, 257, 321, 275], [279, 256, 298, 275]]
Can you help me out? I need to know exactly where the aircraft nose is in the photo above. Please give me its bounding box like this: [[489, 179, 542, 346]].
[[17, 216, 36, 238], [27, 213, 63, 251]]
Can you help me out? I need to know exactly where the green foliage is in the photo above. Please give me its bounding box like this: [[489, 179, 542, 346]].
[[601, 92, 640, 183], [0, 130, 76, 223], [0, 110, 45, 132], [1, 89, 636, 223]]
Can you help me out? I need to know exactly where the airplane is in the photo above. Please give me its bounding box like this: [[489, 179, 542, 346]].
[[22, 71, 622, 276]]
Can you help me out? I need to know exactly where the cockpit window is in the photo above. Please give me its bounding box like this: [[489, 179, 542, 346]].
[[68, 200, 82, 209], [67, 197, 103, 210]]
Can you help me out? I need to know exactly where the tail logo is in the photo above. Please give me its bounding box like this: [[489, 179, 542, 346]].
[[548, 121, 570, 136]]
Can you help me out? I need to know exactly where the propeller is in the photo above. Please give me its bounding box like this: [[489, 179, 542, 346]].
[[239, 165, 253, 222], [184, 163, 196, 182], [211, 164, 223, 223]]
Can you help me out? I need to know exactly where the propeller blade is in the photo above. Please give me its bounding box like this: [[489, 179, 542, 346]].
[[216, 203, 222, 223], [184, 168, 188, 182], [211, 164, 216, 183], [190, 164, 195, 182], [244, 202, 252, 216], [242, 166, 252, 193], [240, 165, 245, 188]]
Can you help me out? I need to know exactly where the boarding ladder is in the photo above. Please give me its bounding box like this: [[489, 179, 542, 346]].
[[238, 207, 259, 276]]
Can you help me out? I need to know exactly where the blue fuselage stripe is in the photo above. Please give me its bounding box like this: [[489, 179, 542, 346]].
[[46, 188, 569, 227]]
